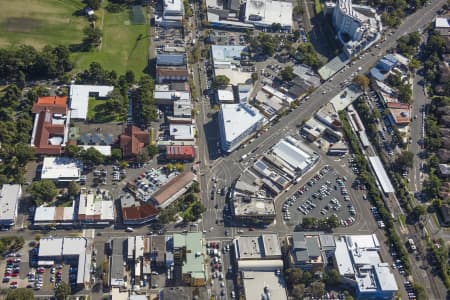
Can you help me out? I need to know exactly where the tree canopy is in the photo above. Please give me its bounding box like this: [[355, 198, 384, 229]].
[[212, 75, 230, 89], [280, 66, 295, 81], [352, 74, 370, 91], [5, 288, 35, 300], [28, 180, 58, 204], [54, 281, 71, 300]]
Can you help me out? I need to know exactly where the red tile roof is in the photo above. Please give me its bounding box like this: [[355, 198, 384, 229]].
[[120, 125, 150, 157], [166, 145, 196, 160], [156, 67, 189, 78], [386, 102, 410, 109], [31, 96, 68, 155], [32, 96, 68, 115], [122, 204, 159, 222]]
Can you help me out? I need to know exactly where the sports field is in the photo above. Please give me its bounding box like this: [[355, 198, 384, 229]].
[[72, 5, 149, 76], [0, 0, 85, 48], [0, 0, 149, 76]]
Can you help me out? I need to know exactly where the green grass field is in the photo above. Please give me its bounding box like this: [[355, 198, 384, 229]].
[[87, 97, 104, 121], [0, 0, 149, 76], [71, 5, 149, 76], [0, 0, 86, 49]]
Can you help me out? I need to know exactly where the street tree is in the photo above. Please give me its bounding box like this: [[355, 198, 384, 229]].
[[6, 288, 35, 300], [395, 151, 414, 169], [54, 281, 71, 300], [352, 74, 370, 91], [292, 284, 305, 299], [147, 144, 159, 158], [111, 148, 122, 162], [280, 66, 294, 81], [175, 163, 185, 172], [311, 281, 325, 298], [212, 75, 230, 89]]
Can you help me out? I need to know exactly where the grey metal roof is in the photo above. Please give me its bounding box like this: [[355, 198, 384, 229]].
[[305, 237, 320, 257], [156, 54, 186, 66]]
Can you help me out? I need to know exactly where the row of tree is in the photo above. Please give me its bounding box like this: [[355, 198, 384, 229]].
[[378, 0, 428, 28], [0, 84, 42, 184], [133, 75, 158, 127], [0, 45, 72, 82]]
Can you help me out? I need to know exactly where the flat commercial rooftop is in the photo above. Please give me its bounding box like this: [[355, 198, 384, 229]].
[[234, 234, 281, 260], [169, 124, 195, 140], [318, 54, 350, 80], [219, 103, 265, 145], [70, 85, 114, 120], [329, 86, 363, 111], [242, 271, 287, 300], [215, 68, 252, 85], [211, 45, 246, 65], [368, 156, 395, 193], [233, 195, 275, 217], [244, 0, 293, 28], [0, 185, 21, 224], [41, 157, 82, 181]]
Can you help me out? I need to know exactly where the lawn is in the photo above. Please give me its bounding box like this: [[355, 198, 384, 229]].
[[87, 97, 124, 123], [71, 5, 149, 76], [0, 0, 86, 49], [0, 0, 149, 77], [87, 97, 104, 121]]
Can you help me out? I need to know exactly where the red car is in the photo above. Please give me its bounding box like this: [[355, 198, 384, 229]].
[[11, 273, 18, 277], [248, 227, 255, 231], [7, 259, 13, 263], [10, 281, 17, 285]]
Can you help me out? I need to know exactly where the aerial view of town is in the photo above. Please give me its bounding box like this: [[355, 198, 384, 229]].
[[0, 0, 449, 299]]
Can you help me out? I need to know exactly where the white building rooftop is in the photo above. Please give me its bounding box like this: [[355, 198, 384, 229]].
[[244, 0, 293, 28], [272, 137, 317, 172], [41, 157, 82, 182], [242, 271, 288, 300], [218, 89, 235, 103], [334, 234, 397, 295], [39, 237, 91, 285], [368, 156, 395, 193], [164, 0, 184, 15], [0, 184, 22, 226], [435, 17, 450, 28], [220, 103, 265, 145], [215, 69, 252, 85], [169, 124, 195, 140], [78, 189, 115, 222], [211, 45, 246, 67], [69, 85, 114, 120]]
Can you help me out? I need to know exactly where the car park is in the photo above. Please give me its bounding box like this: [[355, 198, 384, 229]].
[[285, 167, 354, 225]]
